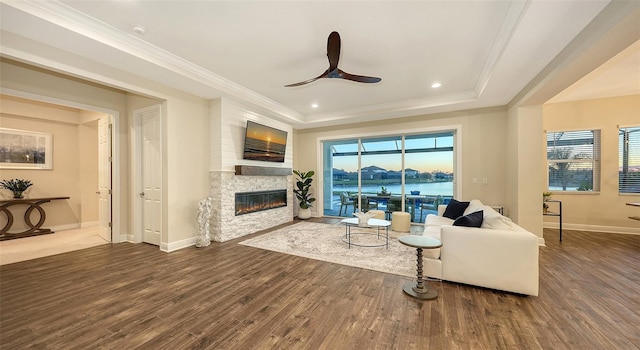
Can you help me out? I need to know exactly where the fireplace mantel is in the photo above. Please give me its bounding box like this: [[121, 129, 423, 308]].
[[235, 165, 292, 176]]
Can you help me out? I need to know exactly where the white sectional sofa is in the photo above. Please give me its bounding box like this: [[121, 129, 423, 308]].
[[420, 199, 539, 296]]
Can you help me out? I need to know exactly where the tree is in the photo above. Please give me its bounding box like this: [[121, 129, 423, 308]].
[[548, 148, 572, 190]]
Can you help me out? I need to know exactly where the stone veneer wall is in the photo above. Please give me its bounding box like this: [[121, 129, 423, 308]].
[[209, 171, 293, 242]]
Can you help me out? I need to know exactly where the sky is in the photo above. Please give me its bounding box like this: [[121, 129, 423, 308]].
[[246, 121, 287, 145], [334, 152, 453, 173], [330, 135, 454, 173]]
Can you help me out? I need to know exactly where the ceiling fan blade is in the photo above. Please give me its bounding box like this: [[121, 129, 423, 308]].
[[284, 69, 329, 87], [327, 31, 341, 71], [285, 31, 381, 87], [337, 69, 382, 84]]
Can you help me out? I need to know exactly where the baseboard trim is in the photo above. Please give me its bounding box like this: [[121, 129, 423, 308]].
[[50, 223, 80, 232], [80, 221, 100, 228], [162, 237, 196, 252], [47, 222, 102, 232], [121, 234, 134, 243], [544, 222, 640, 235]]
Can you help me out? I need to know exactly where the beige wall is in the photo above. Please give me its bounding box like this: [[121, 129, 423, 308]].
[[76, 119, 99, 224], [506, 106, 544, 239], [164, 97, 209, 246], [543, 94, 640, 233], [294, 107, 511, 218]]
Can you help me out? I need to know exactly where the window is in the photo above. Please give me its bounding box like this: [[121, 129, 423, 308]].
[[619, 126, 640, 194], [322, 131, 455, 221], [546, 130, 600, 192]]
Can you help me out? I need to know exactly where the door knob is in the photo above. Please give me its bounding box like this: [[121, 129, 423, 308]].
[[140, 192, 145, 197], [96, 191, 101, 194]]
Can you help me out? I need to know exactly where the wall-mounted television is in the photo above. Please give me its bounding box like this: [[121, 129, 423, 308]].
[[243, 120, 287, 163]]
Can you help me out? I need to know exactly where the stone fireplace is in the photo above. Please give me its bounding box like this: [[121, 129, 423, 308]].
[[208, 168, 293, 242]]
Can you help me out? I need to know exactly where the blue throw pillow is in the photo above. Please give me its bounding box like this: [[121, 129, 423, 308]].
[[453, 210, 484, 228], [443, 199, 470, 220]]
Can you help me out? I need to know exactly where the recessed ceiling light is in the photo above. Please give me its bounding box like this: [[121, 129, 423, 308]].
[[311, 103, 319, 108], [431, 82, 442, 88], [132, 24, 146, 35]]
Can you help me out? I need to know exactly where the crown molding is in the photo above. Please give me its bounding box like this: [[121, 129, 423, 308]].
[[306, 90, 478, 125], [4, 0, 305, 123], [473, 0, 530, 96]]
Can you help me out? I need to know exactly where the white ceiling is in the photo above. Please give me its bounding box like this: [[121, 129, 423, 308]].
[[0, 0, 637, 128], [548, 38, 640, 103]]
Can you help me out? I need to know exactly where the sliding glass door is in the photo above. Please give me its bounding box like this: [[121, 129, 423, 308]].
[[323, 131, 455, 222]]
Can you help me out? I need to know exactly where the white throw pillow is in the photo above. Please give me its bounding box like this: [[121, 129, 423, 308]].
[[463, 199, 484, 216], [462, 201, 517, 230], [482, 215, 516, 230], [480, 205, 516, 230]]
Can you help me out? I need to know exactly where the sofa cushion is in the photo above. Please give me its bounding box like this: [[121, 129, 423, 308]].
[[443, 199, 470, 219], [453, 210, 483, 227], [425, 214, 454, 227], [421, 226, 441, 259], [422, 225, 441, 238]]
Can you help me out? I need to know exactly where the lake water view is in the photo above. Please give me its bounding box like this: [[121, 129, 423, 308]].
[[332, 182, 453, 196]]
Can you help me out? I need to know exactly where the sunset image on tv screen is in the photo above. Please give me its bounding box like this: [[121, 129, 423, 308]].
[[243, 121, 287, 162]]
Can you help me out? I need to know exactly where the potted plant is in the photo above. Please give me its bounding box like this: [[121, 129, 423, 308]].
[[377, 186, 390, 196], [293, 170, 316, 219], [0, 178, 33, 199], [542, 192, 552, 213]]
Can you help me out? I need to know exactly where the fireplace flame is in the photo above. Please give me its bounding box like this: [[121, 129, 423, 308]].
[[235, 190, 287, 216]]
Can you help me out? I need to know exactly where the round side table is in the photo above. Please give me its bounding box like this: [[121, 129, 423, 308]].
[[398, 235, 442, 300]]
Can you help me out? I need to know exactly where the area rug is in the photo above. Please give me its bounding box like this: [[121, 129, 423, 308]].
[[239, 221, 418, 277]]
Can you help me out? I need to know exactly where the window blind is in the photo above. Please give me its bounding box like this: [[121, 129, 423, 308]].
[[619, 126, 640, 194]]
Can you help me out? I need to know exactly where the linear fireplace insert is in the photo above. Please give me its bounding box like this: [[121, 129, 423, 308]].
[[235, 189, 287, 216]]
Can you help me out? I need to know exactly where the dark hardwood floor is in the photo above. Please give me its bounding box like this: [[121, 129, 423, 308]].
[[1, 218, 639, 349]]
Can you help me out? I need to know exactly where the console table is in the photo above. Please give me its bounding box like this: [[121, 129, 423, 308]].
[[0, 197, 70, 241], [543, 199, 563, 241]]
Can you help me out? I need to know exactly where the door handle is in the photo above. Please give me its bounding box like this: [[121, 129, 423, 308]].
[[140, 192, 145, 197], [96, 191, 101, 194]]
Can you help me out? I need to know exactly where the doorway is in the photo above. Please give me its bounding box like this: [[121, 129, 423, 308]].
[[0, 91, 120, 262]]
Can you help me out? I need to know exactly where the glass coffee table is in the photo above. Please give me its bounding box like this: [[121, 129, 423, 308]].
[[340, 218, 391, 249]]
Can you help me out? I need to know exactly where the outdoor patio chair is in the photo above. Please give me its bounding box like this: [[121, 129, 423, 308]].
[[339, 192, 355, 216], [355, 195, 378, 212], [419, 195, 442, 222], [385, 196, 406, 219]]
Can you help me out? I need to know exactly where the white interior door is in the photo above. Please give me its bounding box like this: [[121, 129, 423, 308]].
[[140, 107, 162, 246], [97, 116, 112, 242]]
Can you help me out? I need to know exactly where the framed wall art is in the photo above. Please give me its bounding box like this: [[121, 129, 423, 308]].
[[0, 128, 53, 170]]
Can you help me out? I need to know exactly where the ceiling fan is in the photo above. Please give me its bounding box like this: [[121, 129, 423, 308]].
[[285, 31, 382, 87]]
